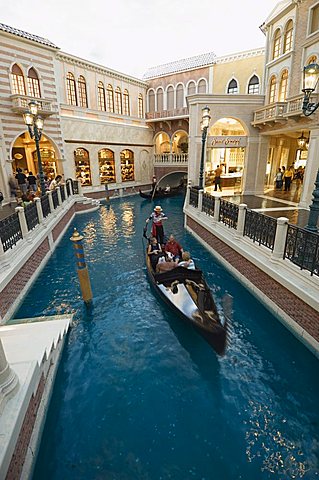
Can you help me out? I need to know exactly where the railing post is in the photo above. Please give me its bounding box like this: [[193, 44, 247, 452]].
[[272, 217, 289, 260], [0, 339, 19, 415], [213, 195, 221, 223], [185, 181, 192, 206], [47, 191, 54, 213], [77, 181, 83, 196], [198, 189, 204, 212], [15, 206, 28, 239], [57, 186, 62, 206], [34, 197, 44, 224], [63, 184, 68, 202], [235, 203, 247, 238]]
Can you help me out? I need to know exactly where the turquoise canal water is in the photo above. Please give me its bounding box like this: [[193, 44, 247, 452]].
[[14, 195, 319, 480]]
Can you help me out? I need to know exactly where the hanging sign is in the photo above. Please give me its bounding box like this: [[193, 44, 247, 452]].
[[208, 136, 247, 148]]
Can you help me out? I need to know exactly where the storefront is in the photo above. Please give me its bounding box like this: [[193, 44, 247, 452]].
[[98, 149, 116, 184], [74, 148, 92, 186], [120, 149, 134, 182]]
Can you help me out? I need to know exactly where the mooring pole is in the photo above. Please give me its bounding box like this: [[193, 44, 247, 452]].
[[105, 183, 110, 202], [70, 228, 93, 304]]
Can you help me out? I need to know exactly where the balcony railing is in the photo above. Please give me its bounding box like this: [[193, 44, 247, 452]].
[[285, 225, 319, 276], [253, 102, 287, 124], [10, 94, 55, 116], [146, 107, 188, 120], [154, 153, 188, 164], [244, 209, 277, 250]]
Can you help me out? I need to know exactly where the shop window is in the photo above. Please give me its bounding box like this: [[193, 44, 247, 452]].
[[98, 81, 106, 111], [11, 64, 26, 95], [32, 148, 57, 179], [107, 84, 114, 112], [283, 20, 293, 53], [78, 76, 88, 108], [157, 88, 164, 111], [279, 70, 289, 102], [66, 72, 77, 106], [269, 75, 277, 103], [167, 86, 174, 109], [198, 79, 207, 93], [248, 75, 259, 94], [306, 55, 318, 65], [27, 68, 41, 98], [176, 84, 184, 108], [187, 81, 196, 95], [309, 4, 319, 34], [123, 89, 130, 115], [115, 87, 122, 114], [148, 89, 155, 112], [138, 93, 144, 118], [272, 29, 281, 59], [227, 79, 238, 94], [120, 149, 134, 182], [98, 149, 116, 184], [74, 148, 92, 186]]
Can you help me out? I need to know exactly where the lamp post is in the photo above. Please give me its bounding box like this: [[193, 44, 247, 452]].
[[301, 63, 319, 232], [23, 101, 46, 196], [199, 105, 211, 190]]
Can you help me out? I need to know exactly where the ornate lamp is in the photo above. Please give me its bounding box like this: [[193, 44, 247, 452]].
[[199, 106, 211, 189]]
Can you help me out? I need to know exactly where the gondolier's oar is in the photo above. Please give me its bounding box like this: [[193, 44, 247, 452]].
[[151, 181, 158, 201]]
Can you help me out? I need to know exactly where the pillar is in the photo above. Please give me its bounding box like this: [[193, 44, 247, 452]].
[[57, 186, 62, 206], [15, 206, 28, 239], [299, 129, 319, 209], [213, 195, 221, 223], [47, 191, 54, 213], [272, 217, 289, 260], [198, 189, 204, 211], [0, 339, 19, 415], [235, 203, 247, 238], [34, 197, 44, 224]]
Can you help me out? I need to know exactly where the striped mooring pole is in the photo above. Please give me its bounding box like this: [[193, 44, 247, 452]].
[[70, 228, 93, 303]]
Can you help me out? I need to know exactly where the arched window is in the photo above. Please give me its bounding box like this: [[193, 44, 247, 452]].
[[107, 84, 114, 112], [27, 68, 41, 97], [227, 79, 238, 94], [198, 79, 207, 93], [283, 20, 293, 53], [123, 89, 130, 115], [115, 87, 122, 114], [97, 82, 106, 111], [307, 55, 318, 65], [176, 84, 184, 108], [157, 88, 164, 111], [187, 81, 196, 95], [148, 90, 155, 112], [167, 86, 174, 110], [66, 73, 77, 106], [74, 148, 91, 186], [120, 149, 134, 182], [279, 70, 289, 102], [78, 76, 88, 108], [273, 29, 281, 59], [11, 64, 25, 95], [269, 75, 277, 103], [138, 93, 144, 118], [98, 149, 116, 184], [248, 75, 259, 94]]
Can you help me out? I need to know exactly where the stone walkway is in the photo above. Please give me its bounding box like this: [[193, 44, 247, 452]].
[[0, 203, 17, 221]]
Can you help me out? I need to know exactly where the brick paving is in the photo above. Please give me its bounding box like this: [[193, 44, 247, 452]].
[[187, 216, 319, 344]]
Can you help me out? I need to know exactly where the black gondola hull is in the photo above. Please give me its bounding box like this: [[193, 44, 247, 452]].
[[139, 186, 183, 200]]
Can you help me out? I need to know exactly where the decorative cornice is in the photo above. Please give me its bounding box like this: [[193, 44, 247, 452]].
[[56, 52, 148, 88], [215, 48, 265, 64]]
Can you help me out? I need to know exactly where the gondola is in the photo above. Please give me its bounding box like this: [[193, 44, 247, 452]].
[[145, 249, 228, 355], [139, 185, 183, 200]]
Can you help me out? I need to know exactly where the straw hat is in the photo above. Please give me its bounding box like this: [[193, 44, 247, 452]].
[[154, 206, 162, 212]]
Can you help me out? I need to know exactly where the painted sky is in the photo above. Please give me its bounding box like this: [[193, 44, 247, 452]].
[[2, 0, 280, 78]]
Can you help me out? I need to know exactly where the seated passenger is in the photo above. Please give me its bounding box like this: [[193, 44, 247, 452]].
[[148, 237, 162, 270], [178, 251, 195, 270], [156, 252, 178, 273], [165, 234, 183, 261]]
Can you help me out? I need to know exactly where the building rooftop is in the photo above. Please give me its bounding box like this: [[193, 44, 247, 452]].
[[143, 51, 217, 79], [0, 22, 58, 49]]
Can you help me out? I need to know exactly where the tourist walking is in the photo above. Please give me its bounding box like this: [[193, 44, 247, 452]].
[[15, 168, 27, 194], [284, 166, 294, 192], [274, 168, 283, 189], [214, 165, 223, 191], [27, 171, 37, 192]]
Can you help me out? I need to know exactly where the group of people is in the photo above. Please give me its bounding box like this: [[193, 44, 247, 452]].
[[146, 205, 195, 273], [274, 165, 304, 192], [7, 170, 63, 206]]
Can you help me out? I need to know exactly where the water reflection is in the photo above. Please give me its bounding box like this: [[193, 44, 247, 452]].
[[120, 202, 135, 238]]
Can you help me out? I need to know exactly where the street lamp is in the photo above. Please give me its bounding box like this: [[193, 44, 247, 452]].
[[301, 63, 319, 232], [199, 105, 211, 189], [23, 101, 46, 196], [297, 131, 308, 149]]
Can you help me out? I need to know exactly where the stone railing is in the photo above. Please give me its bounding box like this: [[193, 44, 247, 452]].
[[253, 102, 287, 124], [10, 94, 55, 116], [154, 153, 188, 164], [185, 186, 318, 277], [145, 107, 188, 120]]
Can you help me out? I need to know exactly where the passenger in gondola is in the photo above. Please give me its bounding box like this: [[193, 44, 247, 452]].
[[165, 234, 183, 261], [156, 252, 177, 273], [148, 237, 163, 270], [179, 251, 195, 270], [146, 205, 168, 245]]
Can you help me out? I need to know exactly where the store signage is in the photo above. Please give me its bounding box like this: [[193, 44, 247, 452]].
[[208, 136, 247, 148]]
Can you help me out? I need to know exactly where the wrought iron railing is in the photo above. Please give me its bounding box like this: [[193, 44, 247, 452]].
[[202, 192, 215, 215], [73, 180, 79, 194], [52, 190, 59, 209], [0, 213, 23, 252], [284, 225, 319, 276], [244, 210, 277, 251], [25, 202, 39, 232], [219, 199, 238, 229], [189, 187, 199, 208], [41, 195, 50, 218], [60, 186, 66, 202]]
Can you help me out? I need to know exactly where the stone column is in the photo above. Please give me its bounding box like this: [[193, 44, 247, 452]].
[[299, 129, 319, 209], [34, 197, 44, 224], [235, 203, 247, 238], [57, 186, 62, 206], [15, 206, 28, 239], [198, 189, 204, 212], [47, 191, 54, 213], [0, 339, 19, 415], [213, 195, 221, 223], [272, 217, 289, 260]]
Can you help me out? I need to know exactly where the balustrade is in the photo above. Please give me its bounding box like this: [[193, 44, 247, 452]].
[[52, 190, 59, 209], [41, 195, 50, 218], [25, 202, 39, 232], [219, 199, 238, 229], [189, 187, 199, 208], [244, 210, 277, 250], [285, 225, 319, 276], [154, 153, 188, 164], [202, 192, 215, 215], [0, 213, 22, 252]]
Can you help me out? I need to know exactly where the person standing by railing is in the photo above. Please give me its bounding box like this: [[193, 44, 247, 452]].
[[284, 166, 294, 192]]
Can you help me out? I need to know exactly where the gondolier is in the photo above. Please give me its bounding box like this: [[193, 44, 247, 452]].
[[146, 205, 167, 245]]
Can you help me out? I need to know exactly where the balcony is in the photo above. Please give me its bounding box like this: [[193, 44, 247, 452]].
[[10, 95, 55, 116], [252, 102, 287, 126], [154, 153, 188, 165], [146, 107, 189, 121]]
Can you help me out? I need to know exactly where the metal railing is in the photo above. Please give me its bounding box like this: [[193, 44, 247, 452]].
[[60, 186, 66, 202], [219, 199, 238, 229], [284, 225, 319, 276], [202, 192, 215, 215], [0, 213, 23, 252], [52, 190, 59, 209], [41, 195, 50, 218], [244, 210, 277, 250], [190, 187, 199, 208], [25, 202, 39, 232]]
